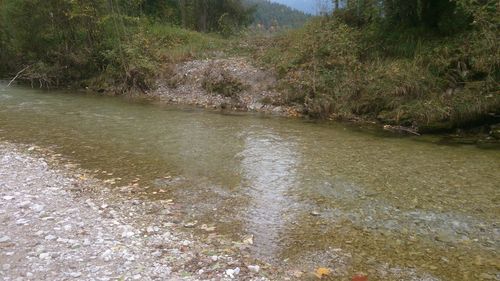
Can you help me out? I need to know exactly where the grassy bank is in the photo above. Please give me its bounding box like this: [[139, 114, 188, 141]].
[[254, 10, 499, 132]]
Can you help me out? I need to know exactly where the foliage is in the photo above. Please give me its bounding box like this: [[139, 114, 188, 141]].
[[179, 0, 253, 34], [259, 0, 499, 129], [244, 0, 311, 30], [0, 0, 240, 92]]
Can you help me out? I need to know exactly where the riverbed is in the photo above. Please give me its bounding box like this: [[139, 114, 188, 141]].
[[0, 85, 499, 280]]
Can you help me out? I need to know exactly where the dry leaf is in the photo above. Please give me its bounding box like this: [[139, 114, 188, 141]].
[[242, 234, 254, 245], [352, 274, 368, 281], [314, 267, 331, 278]]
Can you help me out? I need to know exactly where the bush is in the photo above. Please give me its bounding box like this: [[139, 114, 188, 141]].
[[258, 1, 499, 130]]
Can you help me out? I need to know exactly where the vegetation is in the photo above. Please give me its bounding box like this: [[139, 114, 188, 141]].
[[244, 0, 311, 30], [259, 0, 499, 131], [0, 0, 498, 132], [0, 0, 247, 92]]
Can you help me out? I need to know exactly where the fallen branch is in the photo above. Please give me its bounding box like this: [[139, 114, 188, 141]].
[[383, 125, 421, 136], [7, 66, 30, 87]]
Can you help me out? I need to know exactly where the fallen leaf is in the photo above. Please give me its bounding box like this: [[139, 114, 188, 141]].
[[242, 234, 253, 245], [352, 274, 368, 281], [314, 267, 331, 278]]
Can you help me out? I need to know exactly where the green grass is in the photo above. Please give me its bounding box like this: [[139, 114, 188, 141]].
[[252, 16, 499, 131]]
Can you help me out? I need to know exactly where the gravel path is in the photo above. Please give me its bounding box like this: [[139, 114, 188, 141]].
[[0, 143, 271, 281]]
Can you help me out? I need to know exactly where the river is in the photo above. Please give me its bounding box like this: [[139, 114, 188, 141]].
[[0, 84, 498, 280]]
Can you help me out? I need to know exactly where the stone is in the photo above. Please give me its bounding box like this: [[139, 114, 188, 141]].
[[69, 272, 82, 278], [17, 201, 31, 208], [0, 235, 11, 243], [15, 219, 29, 225], [310, 211, 321, 216], [39, 253, 51, 259], [31, 204, 45, 212], [121, 231, 135, 238], [44, 235, 57, 241], [247, 265, 260, 273]]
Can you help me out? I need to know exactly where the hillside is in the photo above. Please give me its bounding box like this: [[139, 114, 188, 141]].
[[245, 0, 311, 29]]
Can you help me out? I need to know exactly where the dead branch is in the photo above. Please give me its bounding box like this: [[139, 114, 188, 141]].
[[7, 66, 30, 87]]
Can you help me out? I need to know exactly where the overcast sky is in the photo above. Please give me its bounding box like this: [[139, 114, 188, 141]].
[[270, 0, 332, 14]]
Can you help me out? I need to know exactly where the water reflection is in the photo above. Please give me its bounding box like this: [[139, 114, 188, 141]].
[[239, 127, 300, 259]]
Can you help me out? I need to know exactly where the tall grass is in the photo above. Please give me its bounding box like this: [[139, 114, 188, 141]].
[[256, 13, 499, 131]]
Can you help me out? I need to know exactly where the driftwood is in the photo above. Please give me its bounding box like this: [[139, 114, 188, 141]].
[[383, 125, 421, 136], [7, 66, 30, 87]]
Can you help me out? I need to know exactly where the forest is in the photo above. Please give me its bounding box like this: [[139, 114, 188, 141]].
[[0, 0, 498, 131]]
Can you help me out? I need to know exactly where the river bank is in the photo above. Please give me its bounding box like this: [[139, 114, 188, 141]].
[[147, 57, 302, 117], [140, 56, 498, 142], [0, 142, 275, 281]]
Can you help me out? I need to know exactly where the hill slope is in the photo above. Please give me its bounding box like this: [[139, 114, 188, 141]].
[[245, 0, 311, 29]]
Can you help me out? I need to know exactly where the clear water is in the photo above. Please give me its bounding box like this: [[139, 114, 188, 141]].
[[1, 84, 499, 280]]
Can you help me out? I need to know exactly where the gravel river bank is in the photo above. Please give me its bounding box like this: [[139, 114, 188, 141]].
[[0, 142, 273, 281]]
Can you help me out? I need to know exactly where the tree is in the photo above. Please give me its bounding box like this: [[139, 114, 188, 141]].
[[179, 0, 253, 33]]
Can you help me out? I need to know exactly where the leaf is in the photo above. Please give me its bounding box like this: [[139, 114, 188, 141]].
[[242, 234, 254, 245], [352, 274, 368, 281], [314, 267, 331, 278]]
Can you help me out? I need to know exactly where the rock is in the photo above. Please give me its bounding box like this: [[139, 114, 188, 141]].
[[183, 222, 197, 228], [2, 264, 10, 270], [39, 253, 51, 259], [44, 235, 57, 241], [225, 268, 240, 279], [247, 265, 260, 273], [69, 272, 82, 278], [17, 201, 31, 208], [31, 204, 44, 212], [2, 196, 14, 200], [101, 249, 113, 261], [15, 218, 29, 225], [310, 211, 321, 216], [121, 231, 135, 238], [146, 226, 157, 233], [0, 235, 11, 243], [489, 124, 500, 139]]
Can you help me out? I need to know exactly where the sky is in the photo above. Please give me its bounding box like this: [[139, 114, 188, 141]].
[[270, 0, 332, 15]]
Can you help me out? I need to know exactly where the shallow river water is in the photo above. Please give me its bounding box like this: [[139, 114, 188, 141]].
[[0, 85, 499, 280]]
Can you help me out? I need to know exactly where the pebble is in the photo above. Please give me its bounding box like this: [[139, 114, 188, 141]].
[[31, 204, 45, 212], [121, 231, 135, 238], [310, 211, 321, 216], [15, 218, 29, 225], [69, 272, 82, 278], [45, 234, 57, 240], [0, 235, 11, 243], [17, 201, 31, 208], [225, 267, 241, 278], [2, 196, 14, 200], [39, 253, 51, 259], [248, 265, 260, 273]]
